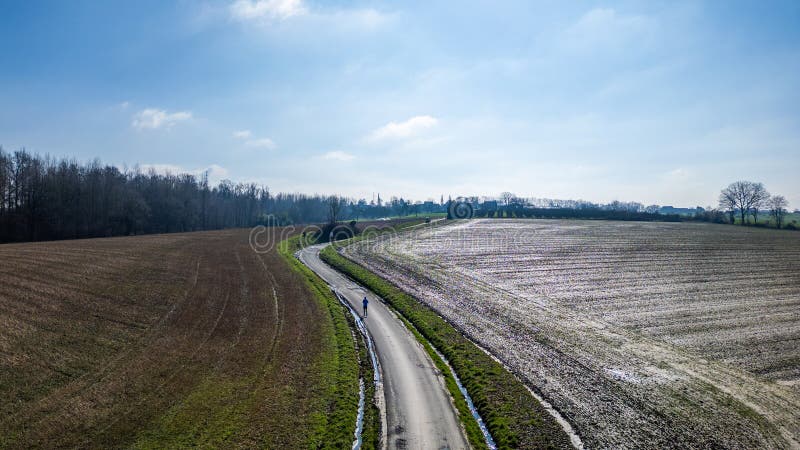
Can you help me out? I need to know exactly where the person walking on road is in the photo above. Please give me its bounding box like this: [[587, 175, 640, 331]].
[[362, 297, 369, 318]]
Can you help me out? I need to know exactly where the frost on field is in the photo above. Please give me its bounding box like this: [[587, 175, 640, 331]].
[[345, 219, 800, 449]]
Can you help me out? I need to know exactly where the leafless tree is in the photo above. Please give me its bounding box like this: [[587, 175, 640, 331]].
[[719, 181, 769, 225], [0, 148, 9, 214], [500, 192, 516, 206], [327, 195, 344, 224], [749, 183, 770, 224], [718, 188, 737, 224], [769, 195, 789, 229]]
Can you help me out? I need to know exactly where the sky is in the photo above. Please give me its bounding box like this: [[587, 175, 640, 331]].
[[1, 0, 798, 208]]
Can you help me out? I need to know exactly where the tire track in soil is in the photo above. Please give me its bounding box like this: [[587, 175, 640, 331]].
[[84, 238, 285, 444], [79, 254, 238, 444], [4, 244, 198, 419], [15, 238, 235, 445], [254, 251, 283, 363], [78, 256, 205, 390], [1, 230, 333, 449]]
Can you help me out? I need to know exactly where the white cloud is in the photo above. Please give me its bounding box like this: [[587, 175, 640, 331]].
[[229, 0, 390, 32], [230, 0, 307, 21], [233, 129, 276, 149], [322, 151, 355, 161], [245, 137, 277, 149], [367, 115, 439, 142], [132, 108, 192, 130]]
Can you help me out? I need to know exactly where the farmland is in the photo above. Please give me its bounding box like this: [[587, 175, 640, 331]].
[[0, 229, 360, 448], [344, 219, 800, 448]]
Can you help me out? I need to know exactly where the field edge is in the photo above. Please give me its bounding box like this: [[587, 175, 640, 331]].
[[278, 236, 381, 449]]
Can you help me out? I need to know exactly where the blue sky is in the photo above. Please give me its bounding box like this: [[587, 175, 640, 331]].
[[1, 0, 798, 207]]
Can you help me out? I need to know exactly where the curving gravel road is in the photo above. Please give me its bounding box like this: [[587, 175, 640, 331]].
[[298, 244, 470, 450]]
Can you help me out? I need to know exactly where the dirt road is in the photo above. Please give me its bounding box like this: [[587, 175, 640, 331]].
[[298, 244, 470, 450]]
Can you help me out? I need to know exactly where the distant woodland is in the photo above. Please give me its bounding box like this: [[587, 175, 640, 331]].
[[0, 149, 353, 242]]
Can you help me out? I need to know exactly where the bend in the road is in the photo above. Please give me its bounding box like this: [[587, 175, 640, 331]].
[[298, 244, 470, 450]]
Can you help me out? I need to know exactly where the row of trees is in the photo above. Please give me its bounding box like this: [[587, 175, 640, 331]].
[[718, 181, 791, 228], [496, 192, 666, 214], [0, 149, 356, 242], [478, 206, 681, 222], [2, 149, 792, 243], [0, 148, 455, 243], [491, 187, 794, 229]]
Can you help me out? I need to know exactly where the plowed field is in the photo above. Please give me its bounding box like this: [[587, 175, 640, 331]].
[[345, 219, 800, 449], [0, 229, 354, 448]]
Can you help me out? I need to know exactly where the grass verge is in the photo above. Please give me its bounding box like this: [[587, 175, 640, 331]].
[[320, 244, 574, 449], [279, 236, 380, 448]]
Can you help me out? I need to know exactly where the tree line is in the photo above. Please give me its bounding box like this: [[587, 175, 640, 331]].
[[0, 148, 454, 243], [2, 148, 793, 244], [476, 206, 682, 222], [718, 181, 792, 229], [477, 187, 794, 229], [452, 196, 682, 222], [0, 149, 344, 243]]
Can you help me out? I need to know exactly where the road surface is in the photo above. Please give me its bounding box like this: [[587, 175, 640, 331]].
[[298, 244, 470, 450]]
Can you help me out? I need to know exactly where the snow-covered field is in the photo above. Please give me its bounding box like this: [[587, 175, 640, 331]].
[[344, 219, 800, 448]]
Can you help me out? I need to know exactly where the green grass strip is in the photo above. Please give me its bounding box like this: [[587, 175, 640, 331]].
[[320, 245, 574, 449], [278, 237, 378, 449]]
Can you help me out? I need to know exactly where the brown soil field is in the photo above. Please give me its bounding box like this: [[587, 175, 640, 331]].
[[345, 219, 800, 449], [0, 229, 353, 448]]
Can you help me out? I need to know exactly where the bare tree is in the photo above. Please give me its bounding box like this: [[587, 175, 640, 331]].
[[718, 189, 737, 224], [327, 195, 344, 224], [719, 181, 769, 225], [500, 192, 516, 206], [769, 195, 789, 229], [199, 170, 209, 229], [0, 148, 8, 214], [749, 183, 770, 224]]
